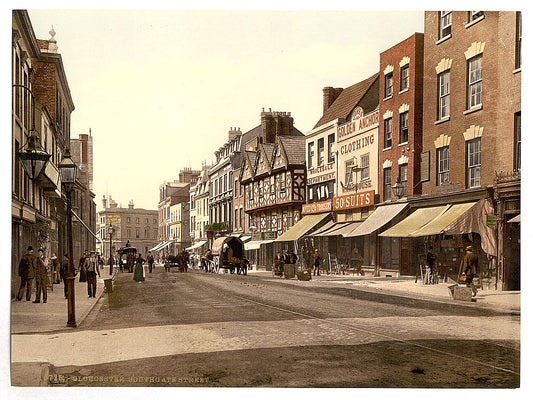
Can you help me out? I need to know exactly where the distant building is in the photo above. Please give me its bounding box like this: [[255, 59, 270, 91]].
[[97, 196, 158, 259]]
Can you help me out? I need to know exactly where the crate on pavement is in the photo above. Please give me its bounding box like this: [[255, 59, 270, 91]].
[[448, 284, 472, 301]]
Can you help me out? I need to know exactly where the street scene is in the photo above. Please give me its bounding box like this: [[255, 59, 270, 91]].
[[10, 8, 522, 392]]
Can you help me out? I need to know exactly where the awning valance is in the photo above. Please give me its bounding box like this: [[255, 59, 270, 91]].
[[379, 205, 449, 237], [185, 240, 207, 251], [245, 239, 275, 250], [344, 202, 408, 237], [274, 213, 331, 242], [410, 202, 476, 237]]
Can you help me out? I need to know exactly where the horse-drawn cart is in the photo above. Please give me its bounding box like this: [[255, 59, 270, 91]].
[[210, 236, 247, 274]]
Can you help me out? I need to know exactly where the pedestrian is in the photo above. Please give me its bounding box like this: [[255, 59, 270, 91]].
[[459, 245, 479, 297], [133, 253, 145, 282], [83, 251, 101, 298], [274, 251, 284, 276], [51, 253, 60, 284], [33, 248, 48, 303], [127, 252, 135, 273], [288, 249, 298, 264], [60, 253, 69, 299], [79, 250, 88, 282], [16, 246, 36, 301], [426, 246, 437, 284], [147, 251, 155, 273], [312, 249, 322, 276]]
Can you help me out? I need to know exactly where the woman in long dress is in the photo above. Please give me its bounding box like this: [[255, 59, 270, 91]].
[[133, 253, 145, 282]]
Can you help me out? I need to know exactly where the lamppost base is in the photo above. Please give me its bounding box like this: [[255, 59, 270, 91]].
[[66, 321, 77, 328]]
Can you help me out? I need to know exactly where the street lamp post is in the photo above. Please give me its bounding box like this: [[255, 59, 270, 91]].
[[108, 223, 115, 275], [59, 149, 78, 328]]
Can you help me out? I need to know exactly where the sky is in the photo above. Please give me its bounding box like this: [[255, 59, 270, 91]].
[[25, 8, 425, 211]]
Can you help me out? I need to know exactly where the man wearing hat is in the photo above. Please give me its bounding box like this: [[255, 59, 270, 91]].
[[459, 245, 479, 297], [83, 251, 101, 298], [33, 248, 48, 303], [17, 246, 36, 301]]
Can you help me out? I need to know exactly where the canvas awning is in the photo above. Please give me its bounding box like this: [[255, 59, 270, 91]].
[[508, 214, 520, 223], [150, 241, 168, 252], [245, 239, 275, 251], [274, 213, 330, 242], [308, 220, 336, 236], [344, 202, 409, 237], [211, 237, 227, 255], [379, 205, 449, 237], [444, 198, 497, 256], [185, 240, 207, 251], [409, 202, 477, 237], [319, 222, 362, 237]]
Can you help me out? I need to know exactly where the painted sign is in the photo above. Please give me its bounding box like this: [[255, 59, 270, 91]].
[[302, 200, 333, 215], [486, 214, 497, 228], [337, 108, 379, 142], [332, 190, 375, 211], [307, 172, 335, 185], [106, 215, 121, 224]]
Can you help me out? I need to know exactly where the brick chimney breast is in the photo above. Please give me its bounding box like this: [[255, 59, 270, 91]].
[[323, 87, 343, 114]]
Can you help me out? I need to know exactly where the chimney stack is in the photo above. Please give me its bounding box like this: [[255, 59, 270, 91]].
[[322, 87, 343, 114], [128, 200, 134, 209]]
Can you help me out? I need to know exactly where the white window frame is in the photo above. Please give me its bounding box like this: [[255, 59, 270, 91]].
[[400, 64, 409, 92], [361, 153, 370, 180], [384, 73, 393, 98], [437, 146, 449, 186], [399, 112, 409, 144], [308, 142, 315, 169], [383, 167, 392, 201], [469, 11, 484, 22], [384, 118, 393, 149], [467, 138, 481, 188], [438, 71, 450, 120], [317, 137, 325, 166], [439, 11, 452, 39], [468, 56, 482, 109]]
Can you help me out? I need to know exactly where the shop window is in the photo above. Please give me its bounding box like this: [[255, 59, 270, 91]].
[[400, 164, 408, 191]]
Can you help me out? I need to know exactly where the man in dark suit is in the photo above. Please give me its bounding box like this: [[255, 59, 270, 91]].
[[33, 248, 48, 303], [17, 246, 36, 301]]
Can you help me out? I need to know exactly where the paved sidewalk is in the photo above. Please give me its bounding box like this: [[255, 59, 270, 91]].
[[10, 272, 110, 334], [248, 269, 521, 313]]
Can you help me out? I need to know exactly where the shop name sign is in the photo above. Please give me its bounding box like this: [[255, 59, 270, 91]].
[[337, 109, 379, 142], [106, 215, 121, 224], [332, 190, 374, 211], [302, 200, 332, 215], [307, 172, 335, 185]]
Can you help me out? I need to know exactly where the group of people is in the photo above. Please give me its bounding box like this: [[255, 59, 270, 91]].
[[273, 249, 299, 276]]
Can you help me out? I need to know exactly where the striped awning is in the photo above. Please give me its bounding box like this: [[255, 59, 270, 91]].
[[410, 202, 477, 237], [444, 199, 497, 256], [318, 222, 361, 237]]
